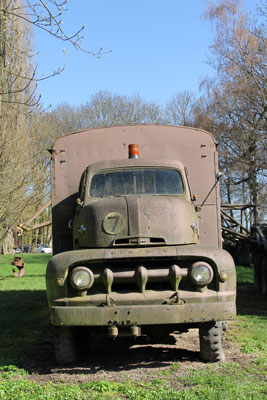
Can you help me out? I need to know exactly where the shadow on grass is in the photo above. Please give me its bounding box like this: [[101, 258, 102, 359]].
[[236, 285, 267, 317], [235, 265, 267, 317], [0, 289, 201, 374], [1, 284, 265, 375], [0, 289, 54, 371], [55, 345, 199, 376]]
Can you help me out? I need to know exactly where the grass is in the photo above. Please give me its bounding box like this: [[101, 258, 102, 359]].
[[0, 255, 266, 399], [0, 254, 51, 367], [0, 253, 48, 290]]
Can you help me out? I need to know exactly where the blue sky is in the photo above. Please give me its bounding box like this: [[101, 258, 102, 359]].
[[34, 0, 255, 109]]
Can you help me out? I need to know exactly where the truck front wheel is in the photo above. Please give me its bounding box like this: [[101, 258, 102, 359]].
[[55, 326, 77, 364], [199, 321, 225, 363]]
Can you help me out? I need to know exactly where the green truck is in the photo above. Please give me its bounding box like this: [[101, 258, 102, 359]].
[[46, 124, 236, 363]]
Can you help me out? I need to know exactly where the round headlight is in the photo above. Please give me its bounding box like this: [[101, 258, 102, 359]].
[[70, 267, 94, 290], [190, 262, 213, 286]]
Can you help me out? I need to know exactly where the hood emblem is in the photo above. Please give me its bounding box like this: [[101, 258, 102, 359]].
[[103, 212, 125, 235], [78, 224, 86, 235]]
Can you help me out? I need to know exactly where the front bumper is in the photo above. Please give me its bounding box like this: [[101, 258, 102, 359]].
[[47, 245, 236, 327], [50, 300, 236, 326]]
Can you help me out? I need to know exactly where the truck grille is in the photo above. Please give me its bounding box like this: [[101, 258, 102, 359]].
[[70, 264, 188, 294], [113, 237, 166, 246]]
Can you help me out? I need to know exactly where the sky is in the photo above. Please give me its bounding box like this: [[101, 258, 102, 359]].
[[34, 0, 256, 109]]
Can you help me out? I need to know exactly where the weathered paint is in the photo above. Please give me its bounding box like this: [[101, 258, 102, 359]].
[[51, 125, 221, 254], [46, 245, 236, 328], [50, 302, 236, 327], [46, 124, 236, 340]]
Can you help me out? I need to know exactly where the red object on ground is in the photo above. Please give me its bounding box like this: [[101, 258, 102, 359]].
[[12, 257, 25, 277]]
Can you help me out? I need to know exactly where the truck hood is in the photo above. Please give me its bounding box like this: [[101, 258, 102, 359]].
[[73, 195, 199, 248]]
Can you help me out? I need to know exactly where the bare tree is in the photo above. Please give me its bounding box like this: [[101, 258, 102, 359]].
[[0, 0, 36, 244], [79, 90, 164, 128], [0, 1, 109, 245], [0, 0, 109, 108], [24, 93, 164, 222], [165, 91, 196, 126], [202, 0, 267, 220]]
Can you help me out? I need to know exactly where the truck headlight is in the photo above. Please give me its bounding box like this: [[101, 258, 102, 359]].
[[190, 262, 213, 286], [70, 267, 94, 290]]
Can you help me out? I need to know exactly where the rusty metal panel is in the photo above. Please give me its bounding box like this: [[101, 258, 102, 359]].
[[74, 194, 198, 249], [51, 125, 220, 252], [50, 302, 236, 326]]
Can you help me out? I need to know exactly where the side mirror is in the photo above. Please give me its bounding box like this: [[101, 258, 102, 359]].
[[197, 171, 224, 210], [216, 171, 224, 181]]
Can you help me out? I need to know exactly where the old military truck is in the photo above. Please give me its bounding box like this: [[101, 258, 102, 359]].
[[46, 124, 236, 364]]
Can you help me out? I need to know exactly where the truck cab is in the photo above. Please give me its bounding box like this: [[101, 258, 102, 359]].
[[73, 158, 199, 249]]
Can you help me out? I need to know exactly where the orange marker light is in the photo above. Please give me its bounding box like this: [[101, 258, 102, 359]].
[[128, 144, 139, 159]]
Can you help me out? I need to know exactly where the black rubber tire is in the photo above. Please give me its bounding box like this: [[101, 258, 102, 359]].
[[55, 326, 77, 364], [199, 321, 225, 363], [254, 253, 262, 291], [261, 258, 267, 296]]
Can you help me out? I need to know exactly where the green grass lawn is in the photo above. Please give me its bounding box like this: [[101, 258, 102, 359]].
[[0, 254, 51, 368], [0, 255, 266, 399]]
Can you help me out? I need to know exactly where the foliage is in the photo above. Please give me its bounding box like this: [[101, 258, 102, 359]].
[[0, 365, 28, 379]]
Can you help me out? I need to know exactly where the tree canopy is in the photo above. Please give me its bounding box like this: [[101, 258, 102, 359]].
[[0, 0, 266, 247]]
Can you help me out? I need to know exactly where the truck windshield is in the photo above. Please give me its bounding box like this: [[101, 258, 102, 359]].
[[89, 168, 184, 197]]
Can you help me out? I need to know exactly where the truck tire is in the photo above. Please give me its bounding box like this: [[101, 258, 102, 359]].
[[55, 326, 77, 364], [254, 253, 262, 291], [221, 321, 228, 333], [199, 321, 225, 363], [261, 258, 267, 296]]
